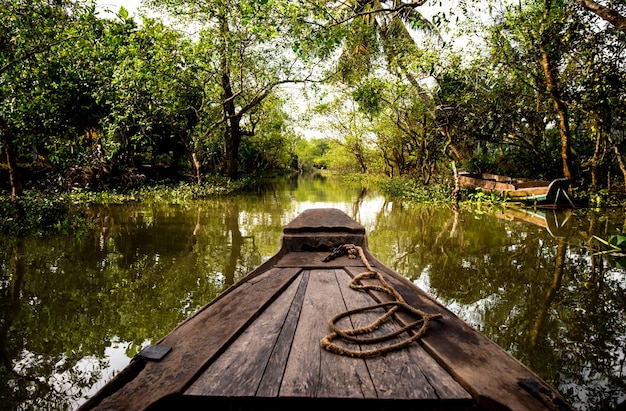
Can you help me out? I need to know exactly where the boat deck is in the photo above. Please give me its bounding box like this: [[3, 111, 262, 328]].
[[82, 209, 573, 411], [188, 257, 472, 406]]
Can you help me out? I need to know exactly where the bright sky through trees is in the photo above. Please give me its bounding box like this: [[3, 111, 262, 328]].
[[96, 0, 142, 17]]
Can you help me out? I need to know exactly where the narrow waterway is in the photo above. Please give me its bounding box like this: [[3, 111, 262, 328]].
[[1, 174, 624, 410]]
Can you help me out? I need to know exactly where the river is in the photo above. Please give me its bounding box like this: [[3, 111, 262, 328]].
[[1, 174, 624, 410]]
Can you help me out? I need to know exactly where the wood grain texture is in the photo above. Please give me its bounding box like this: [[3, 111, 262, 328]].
[[280, 269, 377, 399], [256, 270, 310, 397], [335, 268, 471, 401], [84, 209, 572, 411], [275, 252, 366, 268], [91, 267, 302, 410], [185, 274, 305, 396], [351, 252, 573, 411]]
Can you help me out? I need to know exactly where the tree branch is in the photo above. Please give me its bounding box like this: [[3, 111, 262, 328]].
[[574, 0, 626, 33]]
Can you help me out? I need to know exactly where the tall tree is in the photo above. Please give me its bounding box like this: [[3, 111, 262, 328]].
[[144, 0, 318, 178], [330, 0, 465, 160], [485, 0, 579, 180], [313, 94, 375, 173], [0, 0, 96, 200], [97, 13, 200, 177]]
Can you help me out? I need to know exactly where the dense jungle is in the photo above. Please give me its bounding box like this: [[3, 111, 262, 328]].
[[1, 0, 626, 410], [1, 0, 625, 217]]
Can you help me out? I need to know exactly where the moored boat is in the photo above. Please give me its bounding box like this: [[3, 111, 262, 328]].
[[458, 172, 573, 207], [80, 208, 574, 411]]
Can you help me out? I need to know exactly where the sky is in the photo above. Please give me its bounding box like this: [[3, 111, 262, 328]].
[[95, 0, 143, 18]]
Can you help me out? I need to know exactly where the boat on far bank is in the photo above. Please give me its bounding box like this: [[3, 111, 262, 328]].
[[458, 172, 573, 207]]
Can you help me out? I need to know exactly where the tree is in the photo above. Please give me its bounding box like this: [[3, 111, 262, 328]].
[[97, 13, 200, 178], [0, 0, 98, 201], [313, 94, 376, 173], [143, 0, 319, 178], [329, 0, 465, 160], [537, 0, 575, 180], [352, 76, 443, 180], [294, 137, 332, 172], [480, 1, 580, 180], [239, 94, 299, 173], [573, 0, 626, 33]]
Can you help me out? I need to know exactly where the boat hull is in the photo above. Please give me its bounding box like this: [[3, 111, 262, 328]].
[[459, 173, 572, 206], [81, 208, 574, 411]]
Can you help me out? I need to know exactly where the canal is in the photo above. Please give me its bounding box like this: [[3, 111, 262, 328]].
[[1, 174, 624, 410]]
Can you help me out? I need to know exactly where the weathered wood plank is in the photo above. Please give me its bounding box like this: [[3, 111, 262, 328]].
[[353, 253, 572, 411], [84, 208, 571, 411], [280, 269, 377, 399], [256, 270, 310, 397], [336, 268, 472, 402], [184, 273, 305, 396], [91, 266, 302, 410], [283, 208, 365, 234], [275, 252, 366, 268]]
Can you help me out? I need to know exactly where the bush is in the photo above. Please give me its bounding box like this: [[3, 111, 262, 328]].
[[0, 192, 84, 235], [377, 177, 454, 204]]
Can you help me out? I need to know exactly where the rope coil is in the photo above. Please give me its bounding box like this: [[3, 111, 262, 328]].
[[320, 244, 442, 358]]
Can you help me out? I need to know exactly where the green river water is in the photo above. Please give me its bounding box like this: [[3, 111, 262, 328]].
[[1, 175, 625, 410]]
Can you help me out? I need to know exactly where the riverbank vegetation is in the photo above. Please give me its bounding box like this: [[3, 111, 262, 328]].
[[2, 0, 625, 230]]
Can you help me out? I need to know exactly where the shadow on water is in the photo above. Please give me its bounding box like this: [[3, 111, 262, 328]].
[[0, 175, 625, 410]]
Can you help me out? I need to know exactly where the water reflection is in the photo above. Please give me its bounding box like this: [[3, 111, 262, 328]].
[[0, 176, 625, 410], [366, 205, 626, 410]]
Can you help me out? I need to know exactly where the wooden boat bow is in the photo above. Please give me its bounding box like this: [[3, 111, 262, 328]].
[[81, 208, 574, 411]]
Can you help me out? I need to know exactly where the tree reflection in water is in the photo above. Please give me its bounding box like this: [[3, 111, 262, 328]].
[[367, 205, 626, 410], [0, 177, 624, 410]]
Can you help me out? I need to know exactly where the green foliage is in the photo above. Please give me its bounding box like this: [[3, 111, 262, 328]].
[[0, 192, 87, 236], [1, 0, 625, 199], [352, 79, 387, 116], [377, 176, 453, 204], [462, 189, 508, 217], [67, 177, 256, 205], [0, 1, 101, 174], [239, 95, 298, 173], [592, 233, 626, 269], [294, 138, 332, 172]]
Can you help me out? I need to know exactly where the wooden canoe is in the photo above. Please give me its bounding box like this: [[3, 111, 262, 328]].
[[459, 172, 573, 206], [80, 208, 574, 411]]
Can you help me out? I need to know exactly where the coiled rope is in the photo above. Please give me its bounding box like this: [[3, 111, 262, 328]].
[[320, 244, 441, 358]]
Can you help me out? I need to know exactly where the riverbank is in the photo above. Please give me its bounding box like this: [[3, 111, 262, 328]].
[[0, 176, 258, 235], [2, 170, 625, 237]]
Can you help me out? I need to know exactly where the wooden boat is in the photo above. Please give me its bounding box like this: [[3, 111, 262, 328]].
[[458, 172, 573, 206], [80, 208, 574, 411]]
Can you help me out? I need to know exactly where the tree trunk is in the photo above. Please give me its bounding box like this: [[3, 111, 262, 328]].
[[451, 161, 460, 209], [590, 126, 603, 189], [217, 10, 242, 179], [225, 115, 242, 178], [607, 132, 626, 188], [0, 117, 23, 202], [539, 45, 573, 180], [192, 152, 202, 184]]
